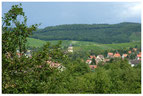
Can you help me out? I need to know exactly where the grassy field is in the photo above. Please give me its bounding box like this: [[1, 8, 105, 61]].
[[27, 38, 141, 51], [74, 41, 141, 52], [26, 38, 47, 47]]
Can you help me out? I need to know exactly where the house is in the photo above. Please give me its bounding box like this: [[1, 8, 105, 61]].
[[16, 49, 20, 53], [89, 55, 96, 59], [107, 52, 114, 58], [85, 55, 96, 64], [57, 65, 66, 72], [16, 49, 29, 58], [96, 58, 101, 64], [137, 52, 141, 60], [16, 52, 23, 58], [96, 55, 104, 64], [103, 59, 110, 63], [129, 60, 141, 67], [86, 59, 92, 64], [122, 54, 128, 59], [89, 65, 97, 70], [46, 61, 65, 71], [68, 44, 73, 53], [114, 53, 121, 58], [16, 50, 32, 58], [36, 61, 65, 72], [133, 48, 137, 52], [128, 51, 132, 54], [25, 50, 32, 58], [96, 55, 104, 60], [6, 52, 11, 58]]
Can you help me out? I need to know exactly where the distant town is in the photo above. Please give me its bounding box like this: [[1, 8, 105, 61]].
[[67, 44, 141, 69], [11, 44, 141, 72]]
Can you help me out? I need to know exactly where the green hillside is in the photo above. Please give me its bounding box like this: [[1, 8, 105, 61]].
[[27, 38, 141, 52], [26, 38, 47, 47], [73, 41, 141, 52], [31, 22, 141, 44]]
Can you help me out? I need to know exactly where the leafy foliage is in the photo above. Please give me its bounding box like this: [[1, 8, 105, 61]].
[[2, 4, 39, 56]]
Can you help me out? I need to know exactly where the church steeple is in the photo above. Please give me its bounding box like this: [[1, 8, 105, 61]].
[[68, 44, 73, 52]]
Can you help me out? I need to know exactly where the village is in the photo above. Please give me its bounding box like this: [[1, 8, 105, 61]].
[[86, 50, 141, 70], [13, 44, 141, 72], [85, 51, 141, 70], [67, 44, 141, 70]]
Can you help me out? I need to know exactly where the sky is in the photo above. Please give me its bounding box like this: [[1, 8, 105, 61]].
[[2, 2, 141, 28]]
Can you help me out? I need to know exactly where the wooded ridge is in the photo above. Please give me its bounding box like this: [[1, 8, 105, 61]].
[[31, 22, 141, 44]]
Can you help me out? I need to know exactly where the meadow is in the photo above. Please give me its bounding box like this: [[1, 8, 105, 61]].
[[27, 38, 141, 52]]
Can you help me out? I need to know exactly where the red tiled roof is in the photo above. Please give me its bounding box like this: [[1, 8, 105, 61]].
[[47, 61, 61, 68], [90, 56, 96, 59], [114, 53, 121, 57], [16, 53, 21, 56], [89, 65, 97, 69], [137, 54, 141, 58], [86, 59, 91, 63], [137, 52, 141, 58], [123, 54, 128, 57], [108, 52, 113, 56], [128, 51, 132, 54], [16, 53, 23, 57]]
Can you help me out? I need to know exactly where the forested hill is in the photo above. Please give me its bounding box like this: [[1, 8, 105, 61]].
[[31, 22, 141, 44]]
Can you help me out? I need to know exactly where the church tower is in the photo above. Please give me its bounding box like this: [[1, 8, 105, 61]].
[[68, 44, 73, 53]]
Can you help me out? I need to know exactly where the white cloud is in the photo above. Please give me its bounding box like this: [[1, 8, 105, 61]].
[[120, 3, 141, 18]]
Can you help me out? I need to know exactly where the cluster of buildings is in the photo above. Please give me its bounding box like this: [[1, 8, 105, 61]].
[[36, 60, 65, 72], [46, 60, 65, 71], [86, 48, 141, 70], [5, 49, 32, 59], [129, 51, 141, 67], [86, 54, 108, 70], [67, 44, 141, 69], [13, 47, 142, 71], [16, 49, 32, 58], [9, 50, 65, 72], [16, 49, 66, 71]]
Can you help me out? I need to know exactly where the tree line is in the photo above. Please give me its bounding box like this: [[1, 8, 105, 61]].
[[31, 22, 141, 44]]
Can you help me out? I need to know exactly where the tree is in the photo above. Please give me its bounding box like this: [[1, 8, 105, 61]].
[[2, 4, 40, 93], [94, 68, 111, 93], [129, 53, 137, 59], [2, 4, 39, 56]]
